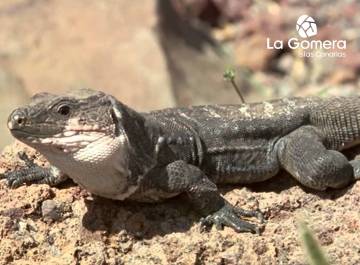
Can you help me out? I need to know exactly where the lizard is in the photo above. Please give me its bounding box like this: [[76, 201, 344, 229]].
[[2, 88, 360, 234]]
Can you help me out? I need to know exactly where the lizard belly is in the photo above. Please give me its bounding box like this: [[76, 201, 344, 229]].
[[128, 189, 180, 203], [205, 140, 281, 184]]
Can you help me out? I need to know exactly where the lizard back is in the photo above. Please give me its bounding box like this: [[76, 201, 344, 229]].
[[147, 97, 322, 183]]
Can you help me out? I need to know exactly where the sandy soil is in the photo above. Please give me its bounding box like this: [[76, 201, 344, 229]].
[[0, 1, 359, 264], [0, 142, 359, 265]]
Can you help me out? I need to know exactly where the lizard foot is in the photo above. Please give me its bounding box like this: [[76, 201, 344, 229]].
[[0, 152, 64, 188], [350, 160, 360, 180], [199, 202, 264, 234]]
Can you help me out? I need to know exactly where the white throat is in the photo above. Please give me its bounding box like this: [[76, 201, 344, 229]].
[[40, 132, 136, 200]]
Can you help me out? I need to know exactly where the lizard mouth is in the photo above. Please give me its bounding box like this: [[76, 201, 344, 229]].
[[12, 128, 113, 154], [9, 128, 55, 141]]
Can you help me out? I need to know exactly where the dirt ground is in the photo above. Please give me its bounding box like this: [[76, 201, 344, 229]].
[[1, 142, 359, 265], [0, 1, 360, 264]]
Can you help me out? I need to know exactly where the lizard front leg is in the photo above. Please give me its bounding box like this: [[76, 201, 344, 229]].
[[1, 152, 68, 188], [157, 160, 264, 233]]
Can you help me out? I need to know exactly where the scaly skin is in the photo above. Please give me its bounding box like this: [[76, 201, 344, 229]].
[[2, 89, 360, 233]]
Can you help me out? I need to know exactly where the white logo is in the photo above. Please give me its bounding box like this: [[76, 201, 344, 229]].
[[296, 15, 317, 38], [266, 15, 346, 58]]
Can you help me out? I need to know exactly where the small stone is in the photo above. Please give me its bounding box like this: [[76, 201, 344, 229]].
[[17, 220, 29, 234], [41, 200, 62, 221]]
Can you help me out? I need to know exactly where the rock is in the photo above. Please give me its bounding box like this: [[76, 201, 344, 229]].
[[0, 0, 175, 112], [0, 69, 29, 150], [235, 34, 273, 72], [41, 200, 63, 222]]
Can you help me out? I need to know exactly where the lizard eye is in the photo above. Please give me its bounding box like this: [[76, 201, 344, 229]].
[[57, 105, 71, 116]]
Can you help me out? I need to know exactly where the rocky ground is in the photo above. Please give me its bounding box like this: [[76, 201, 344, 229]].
[[0, 1, 360, 265], [1, 143, 360, 265]]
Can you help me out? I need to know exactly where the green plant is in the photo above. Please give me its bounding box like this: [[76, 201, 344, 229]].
[[223, 68, 245, 103], [299, 221, 329, 265]]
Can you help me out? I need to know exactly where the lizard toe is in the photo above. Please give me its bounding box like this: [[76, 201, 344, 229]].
[[233, 207, 265, 224], [1, 152, 45, 188], [224, 214, 259, 234], [4, 169, 31, 188], [200, 203, 262, 234], [3, 166, 51, 188], [17, 152, 35, 167], [9, 177, 25, 189]]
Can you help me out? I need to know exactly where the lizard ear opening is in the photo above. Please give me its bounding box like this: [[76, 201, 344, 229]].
[[106, 94, 144, 138], [110, 108, 121, 137], [107, 95, 122, 137]]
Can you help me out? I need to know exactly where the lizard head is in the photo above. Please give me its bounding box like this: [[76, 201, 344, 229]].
[[7, 88, 130, 160]]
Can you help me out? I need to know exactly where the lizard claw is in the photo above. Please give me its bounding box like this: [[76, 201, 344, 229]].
[[4, 167, 37, 188], [233, 206, 265, 224], [3, 166, 59, 188], [17, 151, 35, 166], [2, 165, 67, 189], [199, 203, 264, 234], [1, 152, 40, 188], [1, 152, 60, 188]]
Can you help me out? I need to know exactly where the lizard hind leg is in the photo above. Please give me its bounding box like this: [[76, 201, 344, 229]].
[[277, 126, 355, 190]]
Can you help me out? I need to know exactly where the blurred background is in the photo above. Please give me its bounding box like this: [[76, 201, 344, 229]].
[[0, 0, 359, 149]]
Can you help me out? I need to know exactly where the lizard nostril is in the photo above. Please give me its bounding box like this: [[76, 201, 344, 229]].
[[16, 116, 24, 125], [8, 110, 27, 129], [14, 115, 26, 125]]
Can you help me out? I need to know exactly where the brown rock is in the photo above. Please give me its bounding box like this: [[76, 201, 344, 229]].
[[0, 0, 175, 112]]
